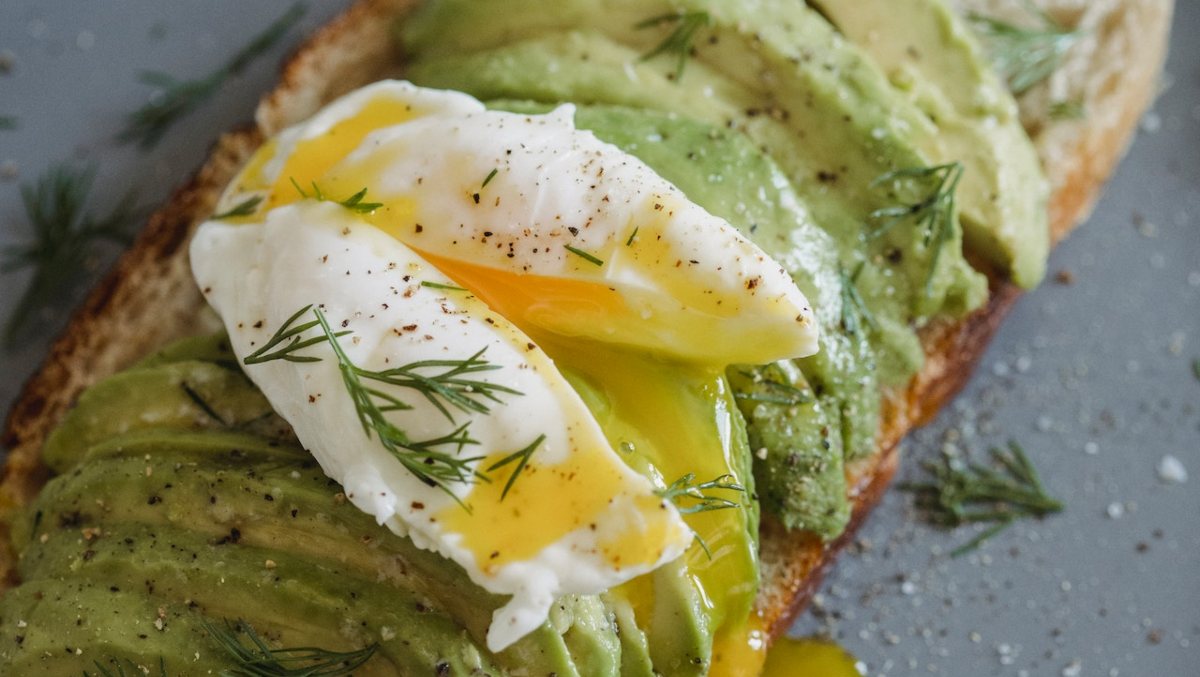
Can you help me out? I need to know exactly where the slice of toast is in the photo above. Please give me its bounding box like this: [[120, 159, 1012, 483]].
[[0, 0, 1172, 650]]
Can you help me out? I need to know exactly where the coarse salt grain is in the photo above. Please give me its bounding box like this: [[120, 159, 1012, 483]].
[[1157, 455, 1188, 484]]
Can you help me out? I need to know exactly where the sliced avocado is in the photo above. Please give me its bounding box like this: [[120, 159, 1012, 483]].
[[16, 523, 499, 675], [70, 427, 299, 467], [134, 331, 238, 369], [603, 592, 657, 677], [22, 412, 638, 676], [42, 360, 282, 473], [728, 362, 851, 537], [0, 582, 232, 675], [645, 558, 711, 676], [16, 442, 610, 675], [554, 595, 623, 676], [810, 0, 1049, 287]]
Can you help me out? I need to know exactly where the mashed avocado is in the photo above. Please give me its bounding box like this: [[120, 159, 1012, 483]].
[[0, 0, 1048, 674]]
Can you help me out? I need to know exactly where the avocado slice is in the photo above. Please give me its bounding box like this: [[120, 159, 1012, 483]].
[[42, 360, 283, 473], [810, 0, 1049, 287], [17, 439, 617, 675], [14, 524, 500, 675]]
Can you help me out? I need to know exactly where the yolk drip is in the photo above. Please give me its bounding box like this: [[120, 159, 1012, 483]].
[[709, 615, 769, 677], [263, 96, 418, 208], [232, 138, 278, 196], [437, 440, 684, 574], [760, 639, 862, 677]]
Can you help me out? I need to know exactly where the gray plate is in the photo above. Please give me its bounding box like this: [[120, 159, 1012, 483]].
[[1, 3, 1196, 676]]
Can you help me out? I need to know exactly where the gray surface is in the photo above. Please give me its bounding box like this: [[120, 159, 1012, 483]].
[[0, 3, 1196, 676]]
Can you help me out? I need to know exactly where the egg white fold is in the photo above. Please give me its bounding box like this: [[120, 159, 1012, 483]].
[[190, 203, 692, 651]]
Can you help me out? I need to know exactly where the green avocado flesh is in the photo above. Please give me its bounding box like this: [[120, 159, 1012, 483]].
[[0, 0, 1048, 674]]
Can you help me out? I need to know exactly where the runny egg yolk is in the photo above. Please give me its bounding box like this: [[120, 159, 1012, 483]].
[[263, 95, 419, 208], [438, 438, 683, 575]]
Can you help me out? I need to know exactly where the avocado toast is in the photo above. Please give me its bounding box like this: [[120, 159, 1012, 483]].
[[0, 0, 1172, 674]]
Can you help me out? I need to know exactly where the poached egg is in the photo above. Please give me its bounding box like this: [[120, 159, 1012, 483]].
[[190, 81, 818, 651]]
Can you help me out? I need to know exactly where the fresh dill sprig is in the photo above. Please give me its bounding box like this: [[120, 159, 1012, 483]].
[[969, 6, 1080, 95], [732, 364, 811, 407], [249, 305, 520, 420], [312, 308, 487, 498], [242, 304, 350, 365], [564, 244, 604, 266], [838, 262, 878, 336], [420, 280, 468, 292], [473, 168, 500, 204], [657, 473, 745, 515], [203, 618, 378, 676], [291, 178, 383, 214], [658, 473, 745, 559], [636, 11, 712, 80], [84, 657, 168, 677], [248, 306, 538, 499], [359, 347, 522, 422], [118, 3, 306, 149], [1048, 99, 1086, 120], [625, 227, 639, 247], [2, 164, 141, 347], [212, 195, 264, 220], [868, 161, 964, 297], [486, 434, 546, 501], [0, 115, 16, 130], [901, 440, 1063, 557]]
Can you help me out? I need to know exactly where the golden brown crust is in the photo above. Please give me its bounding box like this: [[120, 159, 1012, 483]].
[[0, 0, 1172, 652], [0, 129, 259, 582], [257, 0, 412, 136]]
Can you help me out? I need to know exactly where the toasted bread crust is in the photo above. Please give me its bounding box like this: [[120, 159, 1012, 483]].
[[0, 0, 1171, 651]]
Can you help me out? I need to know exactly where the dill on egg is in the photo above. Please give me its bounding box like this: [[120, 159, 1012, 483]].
[[486, 434, 547, 501], [420, 280, 468, 292], [248, 305, 530, 501], [564, 244, 604, 266]]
